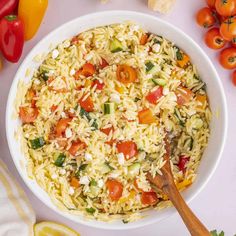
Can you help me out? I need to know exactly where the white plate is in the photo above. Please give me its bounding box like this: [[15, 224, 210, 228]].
[[6, 11, 228, 230]]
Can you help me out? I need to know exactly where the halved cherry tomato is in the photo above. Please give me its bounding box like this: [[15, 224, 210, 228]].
[[116, 141, 138, 160], [146, 87, 163, 104], [92, 79, 105, 90], [219, 47, 236, 69], [79, 94, 94, 112], [100, 126, 114, 136], [50, 105, 58, 112], [196, 7, 216, 28], [175, 87, 193, 105], [232, 70, 236, 86], [196, 94, 207, 110], [100, 58, 109, 69], [55, 118, 72, 137], [74, 63, 96, 79], [206, 0, 216, 8], [19, 106, 39, 123], [220, 17, 236, 41], [178, 156, 190, 173], [70, 177, 80, 188], [116, 64, 137, 84], [232, 39, 236, 47], [215, 0, 236, 17], [106, 179, 123, 201], [140, 33, 149, 45], [68, 139, 87, 156], [141, 191, 159, 205], [177, 53, 190, 68], [138, 108, 156, 124], [205, 27, 227, 49]]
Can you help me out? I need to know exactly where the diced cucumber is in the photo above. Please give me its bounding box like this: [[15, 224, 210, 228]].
[[30, 137, 45, 150], [90, 179, 97, 186], [79, 108, 98, 130], [128, 162, 141, 177], [104, 102, 115, 114], [75, 164, 88, 178], [54, 153, 66, 167], [86, 207, 96, 214], [152, 78, 167, 87], [39, 70, 49, 82], [193, 118, 203, 130], [175, 47, 183, 60], [174, 108, 185, 127], [145, 61, 155, 72], [184, 137, 194, 151], [100, 162, 114, 174], [110, 39, 123, 53], [90, 185, 100, 196]]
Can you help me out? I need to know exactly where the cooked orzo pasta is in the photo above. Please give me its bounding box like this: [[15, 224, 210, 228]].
[[17, 22, 211, 222]]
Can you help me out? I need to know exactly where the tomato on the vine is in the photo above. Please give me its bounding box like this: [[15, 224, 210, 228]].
[[206, 0, 216, 8], [215, 0, 236, 17], [232, 70, 236, 86], [205, 27, 227, 49], [220, 17, 236, 41], [196, 7, 216, 28], [219, 47, 236, 69]]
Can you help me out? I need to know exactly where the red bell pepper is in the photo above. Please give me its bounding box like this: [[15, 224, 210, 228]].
[[0, 0, 19, 20], [0, 15, 24, 63]]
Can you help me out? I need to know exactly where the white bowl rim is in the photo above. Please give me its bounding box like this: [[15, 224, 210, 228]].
[[5, 10, 228, 230]]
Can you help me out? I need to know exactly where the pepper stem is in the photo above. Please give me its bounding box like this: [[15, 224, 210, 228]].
[[5, 15, 17, 22]]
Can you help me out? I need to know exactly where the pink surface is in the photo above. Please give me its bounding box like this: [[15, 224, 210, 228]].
[[0, 0, 235, 235]]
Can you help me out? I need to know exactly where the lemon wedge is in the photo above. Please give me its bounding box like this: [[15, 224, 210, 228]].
[[34, 221, 80, 236]]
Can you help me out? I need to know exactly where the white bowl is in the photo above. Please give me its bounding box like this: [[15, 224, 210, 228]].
[[6, 11, 227, 230]]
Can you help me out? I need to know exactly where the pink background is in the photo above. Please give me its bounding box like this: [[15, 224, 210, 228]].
[[1, 0, 236, 235]]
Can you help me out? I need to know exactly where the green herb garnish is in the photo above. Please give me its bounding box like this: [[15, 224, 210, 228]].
[[54, 153, 66, 167], [86, 207, 96, 214], [30, 137, 45, 150]]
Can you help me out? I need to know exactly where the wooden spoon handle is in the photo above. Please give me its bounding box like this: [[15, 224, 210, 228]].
[[164, 184, 211, 236]]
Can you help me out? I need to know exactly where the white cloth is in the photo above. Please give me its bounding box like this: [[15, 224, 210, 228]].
[[0, 159, 35, 236]]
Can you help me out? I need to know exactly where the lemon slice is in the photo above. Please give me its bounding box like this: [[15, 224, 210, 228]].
[[34, 221, 80, 236]]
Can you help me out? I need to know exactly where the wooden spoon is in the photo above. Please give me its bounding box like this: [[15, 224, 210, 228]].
[[147, 138, 211, 236]]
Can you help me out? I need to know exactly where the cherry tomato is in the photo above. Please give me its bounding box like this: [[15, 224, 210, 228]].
[[19, 106, 39, 123], [232, 39, 236, 47], [205, 27, 227, 49], [106, 179, 123, 201], [138, 108, 156, 124], [146, 87, 163, 104], [140, 33, 149, 45], [50, 105, 58, 112], [79, 94, 94, 112], [219, 47, 236, 69], [220, 17, 236, 41], [55, 118, 72, 137], [232, 70, 236, 86], [116, 141, 138, 159], [116, 64, 137, 84], [70, 177, 80, 188], [141, 191, 159, 205], [68, 139, 87, 156], [178, 156, 190, 173], [92, 79, 105, 90], [100, 126, 114, 136], [100, 58, 109, 69], [215, 0, 236, 17], [206, 0, 216, 8], [74, 63, 96, 79], [196, 7, 216, 28], [175, 87, 193, 105]]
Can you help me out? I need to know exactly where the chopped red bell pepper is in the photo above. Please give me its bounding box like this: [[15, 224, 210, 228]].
[[92, 79, 105, 90], [100, 58, 109, 69], [0, 0, 19, 20], [0, 15, 24, 63], [178, 155, 190, 172]]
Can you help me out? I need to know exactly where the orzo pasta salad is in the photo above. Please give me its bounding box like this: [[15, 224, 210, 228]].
[[17, 22, 211, 222]]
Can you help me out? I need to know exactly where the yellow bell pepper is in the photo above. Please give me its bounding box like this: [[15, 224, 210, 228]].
[[176, 179, 192, 191], [18, 0, 48, 40], [118, 190, 136, 204]]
